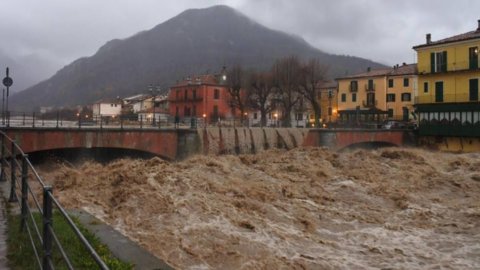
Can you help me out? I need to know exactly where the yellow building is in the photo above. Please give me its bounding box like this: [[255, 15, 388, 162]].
[[386, 64, 418, 121], [413, 20, 480, 137], [317, 81, 338, 123], [336, 65, 416, 125]]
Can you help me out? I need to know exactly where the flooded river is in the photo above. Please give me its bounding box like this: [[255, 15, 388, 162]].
[[37, 147, 480, 269]]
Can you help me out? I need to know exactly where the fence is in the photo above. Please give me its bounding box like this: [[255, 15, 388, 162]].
[[0, 130, 109, 269]]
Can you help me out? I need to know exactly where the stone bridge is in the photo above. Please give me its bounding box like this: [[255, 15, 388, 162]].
[[3, 127, 415, 160], [304, 129, 416, 150]]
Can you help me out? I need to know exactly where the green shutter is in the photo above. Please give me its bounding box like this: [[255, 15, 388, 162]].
[[430, 52, 435, 73], [442, 51, 448, 72], [470, 79, 479, 101], [435, 82, 444, 102]]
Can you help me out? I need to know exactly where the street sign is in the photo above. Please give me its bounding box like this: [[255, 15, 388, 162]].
[[2, 77, 12, 87]]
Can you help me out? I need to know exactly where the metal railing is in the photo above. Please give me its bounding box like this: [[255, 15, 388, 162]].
[[1, 131, 109, 269]]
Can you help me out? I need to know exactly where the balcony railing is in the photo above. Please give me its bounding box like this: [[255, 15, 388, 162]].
[[365, 84, 376, 92], [415, 93, 479, 104], [419, 60, 480, 74]]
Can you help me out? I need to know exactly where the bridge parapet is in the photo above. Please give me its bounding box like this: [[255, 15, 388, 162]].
[[303, 129, 415, 150], [5, 127, 200, 160]]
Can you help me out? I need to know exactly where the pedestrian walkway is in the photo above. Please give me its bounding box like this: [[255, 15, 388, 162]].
[[0, 180, 10, 270], [70, 210, 174, 270]]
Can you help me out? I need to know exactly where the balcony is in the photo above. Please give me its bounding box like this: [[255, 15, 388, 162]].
[[415, 93, 479, 104], [365, 84, 376, 92], [362, 100, 378, 108], [420, 60, 480, 75]]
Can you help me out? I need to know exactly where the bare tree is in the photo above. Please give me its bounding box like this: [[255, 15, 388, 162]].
[[247, 72, 276, 127], [298, 58, 328, 127], [226, 65, 247, 121], [272, 56, 301, 127]]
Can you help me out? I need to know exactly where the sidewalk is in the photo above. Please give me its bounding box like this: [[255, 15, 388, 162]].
[[70, 210, 174, 270], [0, 179, 11, 270]]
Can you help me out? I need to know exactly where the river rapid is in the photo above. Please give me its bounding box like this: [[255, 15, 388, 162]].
[[36, 147, 480, 269]]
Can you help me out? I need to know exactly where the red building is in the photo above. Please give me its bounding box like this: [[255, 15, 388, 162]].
[[168, 72, 235, 122]]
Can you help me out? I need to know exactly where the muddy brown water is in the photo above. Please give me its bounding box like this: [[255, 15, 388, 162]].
[[33, 147, 480, 269]]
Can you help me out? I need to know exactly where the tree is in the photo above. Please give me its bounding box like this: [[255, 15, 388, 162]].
[[226, 65, 247, 121], [272, 56, 302, 127], [298, 58, 328, 128], [247, 72, 276, 127]]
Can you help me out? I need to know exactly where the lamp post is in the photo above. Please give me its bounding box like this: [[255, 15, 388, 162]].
[[273, 113, 278, 127]]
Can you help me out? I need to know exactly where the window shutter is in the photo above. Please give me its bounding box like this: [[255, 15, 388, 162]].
[[442, 51, 447, 72], [430, 52, 435, 73]]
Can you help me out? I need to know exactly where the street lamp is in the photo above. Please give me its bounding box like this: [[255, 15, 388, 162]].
[[273, 113, 278, 127], [202, 113, 207, 128]]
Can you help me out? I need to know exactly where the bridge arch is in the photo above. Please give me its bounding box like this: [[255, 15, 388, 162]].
[[5, 128, 200, 161]]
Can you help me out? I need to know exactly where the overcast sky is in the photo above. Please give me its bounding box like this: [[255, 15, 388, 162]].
[[1, 0, 479, 91]]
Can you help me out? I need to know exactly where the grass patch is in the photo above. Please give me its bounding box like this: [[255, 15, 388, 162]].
[[7, 210, 133, 270]]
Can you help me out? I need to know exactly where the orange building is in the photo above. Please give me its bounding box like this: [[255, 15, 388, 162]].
[[318, 81, 339, 123], [168, 72, 235, 122]]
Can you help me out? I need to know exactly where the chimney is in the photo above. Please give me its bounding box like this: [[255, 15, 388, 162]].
[[477, 19, 480, 31], [426, 33, 431, 44], [402, 62, 406, 66], [367, 67, 371, 72]]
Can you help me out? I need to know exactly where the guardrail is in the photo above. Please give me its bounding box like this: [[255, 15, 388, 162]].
[[0, 130, 109, 269], [0, 111, 304, 129]]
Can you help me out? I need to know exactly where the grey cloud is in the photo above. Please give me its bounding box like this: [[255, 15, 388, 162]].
[[0, 0, 479, 91]]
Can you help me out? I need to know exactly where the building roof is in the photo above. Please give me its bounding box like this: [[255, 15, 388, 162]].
[[123, 94, 151, 102], [336, 68, 392, 80], [172, 73, 227, 88], [389, 63, 418, 76], [317, 80, 338, 89], [335, 64, 417, 80], [93, 98, 122, 104], [413, 21, 480, 49]]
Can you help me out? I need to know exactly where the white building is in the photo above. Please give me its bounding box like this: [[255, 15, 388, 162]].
[[92, 100, 122, 118]]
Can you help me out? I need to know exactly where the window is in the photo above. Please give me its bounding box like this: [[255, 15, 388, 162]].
[[403, 78, 409, 87], [213, 105, 219, 118], [401, 93, 411, 101], [424, 82, 429, 93], [350, 81, 358, 92], [295, 113, 303, 120], [341, 93, 346, 102], [184, 89, 188, 101], [470, 78, 479, 101], [469, 47, 479, 70], [192, 106, 197, 117], [328, 90, 334, 98], [430, 51, 447, 73], [352, 93, 357, 102], [386, 93, 396, 102], [175, 106, 179, 116], [328, 107, 332, 116], [388, 79, 394, 88], [253, 113, 258, 119], [184, 106, 190, 116], [366, 93, 375, 106], [435, 81, 444, 102], [193, 89, 197, 100], [367, 79, 374, 91], [176, 90, 180, 100], [214, 89, 220, 99]]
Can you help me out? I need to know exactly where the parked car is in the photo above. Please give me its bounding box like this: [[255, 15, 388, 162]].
[[382, 120, 406, 129]]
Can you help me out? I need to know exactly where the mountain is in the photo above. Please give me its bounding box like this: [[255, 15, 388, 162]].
[[10, 5, 386, 110]]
